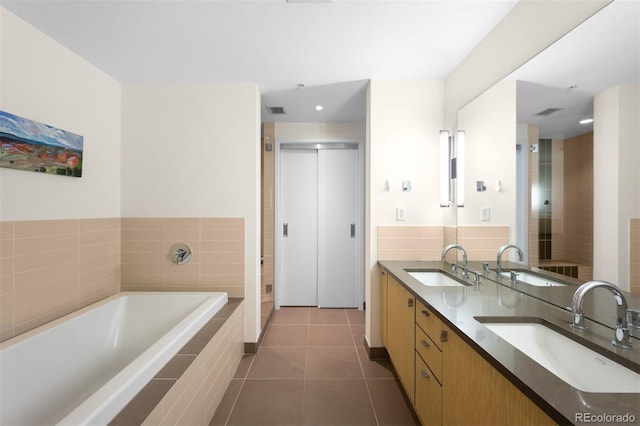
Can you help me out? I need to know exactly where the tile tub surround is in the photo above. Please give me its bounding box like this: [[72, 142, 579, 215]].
[[121, 218, 245, 297], [0, 218, 121, 342], [110, 298, 244, 426]]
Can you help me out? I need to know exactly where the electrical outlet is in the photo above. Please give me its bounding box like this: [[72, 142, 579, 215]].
[[481, 207, 491, 222], [396, 207, 406, 221]]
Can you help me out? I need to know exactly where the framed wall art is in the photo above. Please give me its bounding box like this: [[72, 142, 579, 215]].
[[0, 111, 83, 177]]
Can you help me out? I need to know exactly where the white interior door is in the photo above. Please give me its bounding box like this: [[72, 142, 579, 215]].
[[280, 149, 318, 306], [318, 148, 358, 308]]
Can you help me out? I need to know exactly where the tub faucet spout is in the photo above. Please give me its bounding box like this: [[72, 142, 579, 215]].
[[441, 244, 468, 279], [570, 280, 632, 349], [496, 244, 524, 276]]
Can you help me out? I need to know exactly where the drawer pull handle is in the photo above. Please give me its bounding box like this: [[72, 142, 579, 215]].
[[421, 310, 430, 317], [421, 370, 430, 379], [440, 330, 448, 343], [420, 339, 430, 348], [408, 298, 414, 308]]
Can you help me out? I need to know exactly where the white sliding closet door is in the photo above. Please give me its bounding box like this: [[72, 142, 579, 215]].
[[318, 148, 358, 308], [280, 149, 318, 306], [279, 144, 360, 308]]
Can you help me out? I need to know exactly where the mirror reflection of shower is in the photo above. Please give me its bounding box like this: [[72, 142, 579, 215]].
[[527, 131, 594, 282]]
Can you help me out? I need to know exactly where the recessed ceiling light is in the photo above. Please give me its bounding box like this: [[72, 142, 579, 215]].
[[314, 105, 324, 111], [580, 118, 594, 124]]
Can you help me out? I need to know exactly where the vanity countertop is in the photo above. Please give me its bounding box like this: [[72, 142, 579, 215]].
[[379, 260, 640, 426]]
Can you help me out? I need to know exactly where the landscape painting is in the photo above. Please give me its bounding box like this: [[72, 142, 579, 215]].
[[0, 111, 83, 177]]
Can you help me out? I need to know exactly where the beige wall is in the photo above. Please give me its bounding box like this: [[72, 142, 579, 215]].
[[0, 8, 122, 221], [274, 122, 365, 141], [594, 85, 640, 290], [367, 79, 444, 348], [0, 9, 122, 341], [457, 80, 517, 254], [121, 83, 262, 343]]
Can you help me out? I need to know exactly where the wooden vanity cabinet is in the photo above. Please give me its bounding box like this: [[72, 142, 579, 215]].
[[386, 274, 415, 403], [380, 267, 556, 426], [380, 269, 388, 347], [414, 301, 443, 426], [441, 324, 555, 426]]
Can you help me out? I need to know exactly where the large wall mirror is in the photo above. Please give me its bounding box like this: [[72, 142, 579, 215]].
[[456, 0, 639, 294]]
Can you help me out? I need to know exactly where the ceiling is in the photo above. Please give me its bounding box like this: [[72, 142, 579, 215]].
[[1, 0, 517, 122], [2, 1, 637, 127]]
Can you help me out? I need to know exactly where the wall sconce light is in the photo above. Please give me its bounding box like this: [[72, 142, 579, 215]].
[[439, 130, 451, 207], [456, 130, 465, 207]]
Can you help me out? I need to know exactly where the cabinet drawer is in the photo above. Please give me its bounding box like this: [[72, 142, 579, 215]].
[[415, 326, 442, 382], [415, 352, 442, 426], [416, 300, 445, 349]]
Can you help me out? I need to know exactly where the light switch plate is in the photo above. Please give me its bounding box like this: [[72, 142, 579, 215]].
[[396, 207, 406, 221], [481, 207, 490, 222]]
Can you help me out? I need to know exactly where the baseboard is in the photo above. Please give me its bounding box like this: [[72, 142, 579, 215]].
[[244, 303, 276, 354], [364, 338, 389, 360]]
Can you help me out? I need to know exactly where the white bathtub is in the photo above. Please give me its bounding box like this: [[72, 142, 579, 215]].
[[0, 291, 228, 426]]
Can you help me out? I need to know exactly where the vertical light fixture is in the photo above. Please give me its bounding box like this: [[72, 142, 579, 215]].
[[439, 130, 451, 207], [456, 130, 465, 207]]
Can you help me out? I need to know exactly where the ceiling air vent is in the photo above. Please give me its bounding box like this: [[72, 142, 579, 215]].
[[266, 106, 286, 115], [534, 108, 563, 117]]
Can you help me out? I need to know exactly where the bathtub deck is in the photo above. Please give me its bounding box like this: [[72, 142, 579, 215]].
[[109, 298, 244, 426], [211, 307, 418, 426]]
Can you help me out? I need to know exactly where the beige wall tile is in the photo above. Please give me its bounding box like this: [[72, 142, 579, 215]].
[[2, 216, 243, 342], [14, 233, 78, 256], [121, 218, 165, 229], [14, 261, 79, 291], [14, 220, 77, 238], [79, 241, 119, 260], [164, 218, 200, 229], [14, 247, 79, 274], [78, 218, 120, 232], [1, 218, 120, 341], [201, 229, 244, 242], [0, 222, 15, 240], [200, 240, 243, 253], [79, 228, 119, 246], [201, 218, 244, 230]]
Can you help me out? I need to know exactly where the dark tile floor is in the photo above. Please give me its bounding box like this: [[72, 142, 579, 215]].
[[210, 307, 419, 426]]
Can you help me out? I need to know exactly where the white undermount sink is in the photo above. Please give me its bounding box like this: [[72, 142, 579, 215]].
[[407, 271, 465, 287], [482, 321, 640, 393], [501, 271, 567, 287]]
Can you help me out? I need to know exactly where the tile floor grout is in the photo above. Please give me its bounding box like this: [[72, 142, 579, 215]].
[[211, 307, 417, 426]]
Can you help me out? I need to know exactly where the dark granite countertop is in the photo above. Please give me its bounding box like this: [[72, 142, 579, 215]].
[[378, 260, 640, 426]]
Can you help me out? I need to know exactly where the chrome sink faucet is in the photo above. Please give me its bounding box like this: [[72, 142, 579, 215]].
[[441, 244, 468, 279], [496, 244, 524, 276], [570, 280, 632, 349]]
